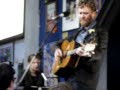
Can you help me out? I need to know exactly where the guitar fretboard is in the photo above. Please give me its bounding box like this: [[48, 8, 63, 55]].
[[67, 48, 78, 56]]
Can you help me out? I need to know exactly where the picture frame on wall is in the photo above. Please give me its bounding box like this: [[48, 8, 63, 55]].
[[46, 1, 58, 33], [62, 0, 79, 31], [0, 43, 14, 64]]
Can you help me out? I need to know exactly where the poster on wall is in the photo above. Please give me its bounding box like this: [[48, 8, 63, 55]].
[[0, 43, 13, 64], [43, 42, 58, 86], [62, 0, 79, 31], [46, 2, 58, 33]]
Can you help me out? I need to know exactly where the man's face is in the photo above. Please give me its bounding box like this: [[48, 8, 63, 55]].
[[30, 58, 40, 72], [78, 6, 95, 27]]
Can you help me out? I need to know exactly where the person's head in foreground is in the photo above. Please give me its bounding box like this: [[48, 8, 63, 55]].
[[0, 63, 15, 90]]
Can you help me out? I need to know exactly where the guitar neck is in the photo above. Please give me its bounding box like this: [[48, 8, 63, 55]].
[[67, 48, 78, 56]]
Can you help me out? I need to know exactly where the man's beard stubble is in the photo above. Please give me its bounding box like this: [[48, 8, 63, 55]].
[[80, 20, 91, 27]]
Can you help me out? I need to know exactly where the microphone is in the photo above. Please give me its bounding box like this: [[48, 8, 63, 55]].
[[51, 11, 70, 20]]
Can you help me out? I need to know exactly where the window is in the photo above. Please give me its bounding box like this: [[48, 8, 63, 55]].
[[0, 0, 25, 44]]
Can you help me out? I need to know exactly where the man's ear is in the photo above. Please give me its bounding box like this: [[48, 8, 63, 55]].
[[92, 11, 97, 20]]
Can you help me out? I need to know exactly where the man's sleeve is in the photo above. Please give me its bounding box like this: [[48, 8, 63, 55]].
[[81, 27, 108, 73]]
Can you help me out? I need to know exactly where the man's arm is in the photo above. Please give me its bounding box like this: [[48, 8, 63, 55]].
[[79, 27, 108, 73]]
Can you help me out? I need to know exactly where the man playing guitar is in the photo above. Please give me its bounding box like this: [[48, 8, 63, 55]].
[[52, 0, 108, 90]]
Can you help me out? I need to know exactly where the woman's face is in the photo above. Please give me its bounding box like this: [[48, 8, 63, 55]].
[[30, 58, 40, 72]]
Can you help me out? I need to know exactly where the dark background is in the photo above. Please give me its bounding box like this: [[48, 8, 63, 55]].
[[102, 0, 120, 89], [96, 0, 120, 89]]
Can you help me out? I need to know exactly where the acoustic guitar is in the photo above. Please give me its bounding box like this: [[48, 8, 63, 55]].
[[52, 29, 97, 76], [52, 39, 96, 76]]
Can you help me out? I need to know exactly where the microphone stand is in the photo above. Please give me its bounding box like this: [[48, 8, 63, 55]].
[[15, 19, 59, 88], [39, 20, 58, 51], [38, 20, 58, 87]]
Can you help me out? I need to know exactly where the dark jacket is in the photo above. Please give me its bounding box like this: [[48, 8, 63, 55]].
[[20, 70, 44, 90]]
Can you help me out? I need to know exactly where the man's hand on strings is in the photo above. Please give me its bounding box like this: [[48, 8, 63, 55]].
[[84, 43, 96, 52], [76, 47, 91, 57], [76, 43, 96, 57]]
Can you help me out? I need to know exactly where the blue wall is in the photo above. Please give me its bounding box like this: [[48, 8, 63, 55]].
[[39, 0, 62, 46]]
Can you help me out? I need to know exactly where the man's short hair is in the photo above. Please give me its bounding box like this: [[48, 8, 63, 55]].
[[78, 0, 96, 12], [0, 63, 15, 89]]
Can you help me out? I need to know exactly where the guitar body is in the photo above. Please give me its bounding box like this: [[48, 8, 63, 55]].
[[52, 40, 80, 77]]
